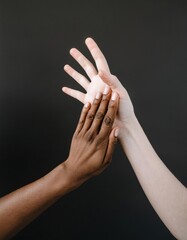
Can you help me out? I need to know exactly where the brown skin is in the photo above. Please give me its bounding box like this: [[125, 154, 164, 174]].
[[0, 90, 119, 240], [65, 90, 119, 188]]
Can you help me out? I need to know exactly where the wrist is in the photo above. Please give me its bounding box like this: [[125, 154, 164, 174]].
[[118, 113, 152, 160], [44, 162, 80, 199], [118, 113, 139, 140], [61, 159, 87, 191]]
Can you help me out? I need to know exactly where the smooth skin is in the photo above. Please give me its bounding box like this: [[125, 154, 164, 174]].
[[0, 90, 119, 240], [63, 37, 187, 240]]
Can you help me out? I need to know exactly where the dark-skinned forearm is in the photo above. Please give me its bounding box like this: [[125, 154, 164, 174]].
[[0, 163, 71, 240]]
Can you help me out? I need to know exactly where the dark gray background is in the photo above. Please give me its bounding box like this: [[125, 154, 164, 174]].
[[0, 0, 187, 239]]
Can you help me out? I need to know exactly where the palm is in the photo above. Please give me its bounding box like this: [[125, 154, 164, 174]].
[[63, 38, 111, 103], [63, 38, 134, 127], [84, 75, 106, 103]]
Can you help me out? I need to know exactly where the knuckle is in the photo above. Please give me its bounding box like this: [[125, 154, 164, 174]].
[[112, 74, 118, 82], [87, 113, 94, 120], [86, 131, 96, 142], [96, 137, 106, 148], [73, 131, 79, 139], [95, 111, 104, 119], [104, 116, 113, 126], [93, 99, 99, 105], [109, 101, 115, 108], [82, 108, 88, 115], [95, 132, 109, 144], [102, 95, 109, 102], [79, 120, 84, 125]]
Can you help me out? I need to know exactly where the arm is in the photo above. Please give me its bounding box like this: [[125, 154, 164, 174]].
[[0, 90, 119, 240], [63, 37, 187, 240]]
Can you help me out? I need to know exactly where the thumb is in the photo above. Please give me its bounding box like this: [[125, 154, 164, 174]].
[[99, 70, 121, 90], [103, 128, 119, 165]]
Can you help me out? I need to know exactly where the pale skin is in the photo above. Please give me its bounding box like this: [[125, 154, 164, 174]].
[[63, 37, 187, 240], [0, 90, 119, 240]]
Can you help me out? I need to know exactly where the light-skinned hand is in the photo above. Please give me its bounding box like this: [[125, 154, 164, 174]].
[[63, 37, 135, 136]]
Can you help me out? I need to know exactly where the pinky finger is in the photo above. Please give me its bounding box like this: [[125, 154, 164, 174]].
[[62, 87, 85, 103], [103, 128, 119, 165]]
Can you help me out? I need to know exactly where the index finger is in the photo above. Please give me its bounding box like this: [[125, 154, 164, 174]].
[[85, 38, 111, 73]]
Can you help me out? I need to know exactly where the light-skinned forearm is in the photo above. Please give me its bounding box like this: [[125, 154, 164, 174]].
[[0, 164, 71, 240], [120, 114, 187, 240], [60, 36, 187, 239]]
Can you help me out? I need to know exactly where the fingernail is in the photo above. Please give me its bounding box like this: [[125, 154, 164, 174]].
[[114, 129, 119, 137], [95, 92, 101, 99], [103, 85, 110, 95], [111, 92, 117, 101], [84, 102, 89, 108]]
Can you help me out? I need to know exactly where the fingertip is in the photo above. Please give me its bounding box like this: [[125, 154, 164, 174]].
[[85, 37, 94, 44], [109, 128, 119, 146], [69, 48, 76, 55], [62, 87, 67, 93], [103, 85, 110, 95], [84, 102, 90, 108], [64, 64, 69, 71], [111, 91, 119, 101], [85, 37, 90, 43], [114, 128, 119, 138], [95, 92, 102, 100]]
